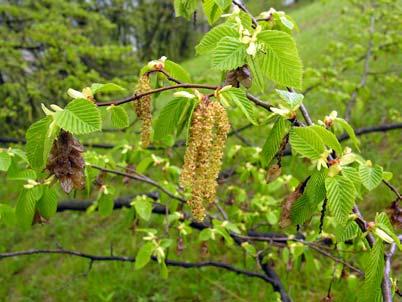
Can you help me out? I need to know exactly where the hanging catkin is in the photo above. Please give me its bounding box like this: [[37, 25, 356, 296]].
[[134, 75, 152, 148], [180, 99, 230, 221]]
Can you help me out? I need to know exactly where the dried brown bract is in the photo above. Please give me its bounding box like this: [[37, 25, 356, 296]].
[[134, 75, 153, 148], [180, 99, 230, 221], [46, 130, 85, 193], [225, 65, 252, 89]]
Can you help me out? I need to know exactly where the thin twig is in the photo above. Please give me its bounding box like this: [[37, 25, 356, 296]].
[[0, 249, 274, 284]]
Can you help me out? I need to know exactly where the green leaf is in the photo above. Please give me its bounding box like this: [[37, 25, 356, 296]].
[[54, 99, 101, 135], [261, 117, 290, 167], [202, 0, 222, 25], [257, 30, 303, 89], [289, 127, 325, 160], [0, 204, 16, 227], [7, 162, 37, 181], [134, 196, 153, 221], [135, 242, 155, 270], [305, 169, 328, 204], [98, 192, 114, 217], [246, 55, 265, 92], [291, 169, 327, 224], [342, 166, 362, 195], [325, 175, 355, 225], [220, 87, 257, 125], [215, 0, 231, 8], [195, 24, 239, 55], [375, 212, 401, 250], [164, 60, 191, 83], [275, 89, 304, 110], [26, 116, 59, 170], [91, 83, 126, 94], [109, 105, 129, 129], [360, 240, 384, 302], [0, 151, 11, 171], [212, 36, 247, 71], [16, 187, 43, 229], [36, 186, 58, 219], [290, 194, 313, 225], [359, 164, 383, 191], [335, 221, 359, 242], [309, 125, 342, 155], [335, 117, 360, 151], [154, 98, 189, 141], [174, 0, 198, 19]]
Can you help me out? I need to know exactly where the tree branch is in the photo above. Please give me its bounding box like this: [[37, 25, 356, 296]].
[[258, 253, 292, 302], [96, 83, 219, 107], [0, 248, 275, 285]]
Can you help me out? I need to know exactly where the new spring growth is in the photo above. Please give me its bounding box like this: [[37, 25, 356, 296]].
[[180, 96, 230, 221], [134, 74, 153, 148]]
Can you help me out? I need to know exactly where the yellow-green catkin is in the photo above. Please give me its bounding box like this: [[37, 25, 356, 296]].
[[134, 75, 152, 148], [203, 102, 230, 203], [180, 100, 230, 221]]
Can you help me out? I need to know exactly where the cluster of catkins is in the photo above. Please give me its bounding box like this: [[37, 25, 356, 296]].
[[180, 99, 230, 221], [134, 75, 153, 148], [46, 130, 85, 193]]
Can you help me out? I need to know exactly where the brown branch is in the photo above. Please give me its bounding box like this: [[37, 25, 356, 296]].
[[232, 0, 258, 27], [96, 83, 219, 107], [257, 253, 292, 302], [0, 249, 275, 285]]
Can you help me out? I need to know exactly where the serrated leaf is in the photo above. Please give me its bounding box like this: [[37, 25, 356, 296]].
[[335, 117, 360, 151], [257, 30, 303, 89], [325, 175, 355, 225], [26, 116, 59, 170], [15, 186, 43, 229], [290, 194, 313, 225], [360, 240, 384, 302], [37, 186, 58, 219], [375, 212, 401, 250], [309, 125, 342, 155], [275, 89, 304, 110], [54, 99, 101, 134], [202, 0, 222, 25], [154, 98, 189, 141], [246, 55, 264, 92], [91, 83, 126, 94], [164, 60, 191, 83], [289, 127, 325, 160], [109, 106, 129, 129], [261, 117, 290, 167], [359, 164, 383, 191], [195, 24, 239, 55], [134, 196, 153, 221], [212, 36, 247, 71], [135, 242, 155, 270], [221, 88, 257, 125], [98, 192, 114, 217], [335, 220, 359, 242], [0, 151, 11, 171], [290, 169, 327, 224], [342, 166, 362, 195]]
